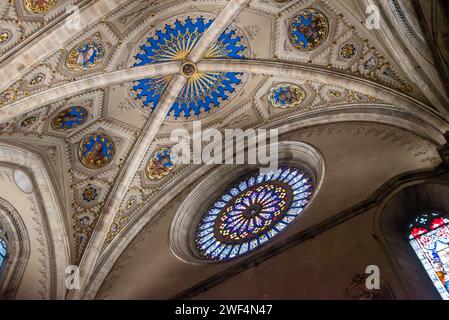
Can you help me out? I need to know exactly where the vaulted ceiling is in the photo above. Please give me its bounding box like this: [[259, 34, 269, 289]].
[[0, 0, 448, 299]]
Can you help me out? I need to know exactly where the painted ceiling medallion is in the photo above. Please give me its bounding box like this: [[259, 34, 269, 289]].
[[132, 17, 246, 118], [146, 146, 176, 180], [340, 43, 357, 59], [0, 30, 10, 44], [66, 40, 105, 72], [25, 0, 59, 14], [79, 132, 115, 169], [268, 83, 305, 109], [51, 106, 88, 130], [195, 167, 314, 261], [82, 184, 99, 203], [288, 9, 329, 51]]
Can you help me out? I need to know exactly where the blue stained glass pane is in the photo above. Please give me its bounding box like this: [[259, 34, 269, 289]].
[[198, 232, 214, 244], [274, 221, 288, 232], [239, 243, 249, 255], [199, 222, 215, 230], [219, 245, 234, 260], [249, 239, 259, 251], [205, 241, 221, 255], [200, 237, 216, 250], [229, 244, 241, 258], [211, 243, 226, 258], [230, 188, 240, 196], [292, 180, 306, 189], [214, 201, 226, 208], [0, 238, 6, 269], [282, 215, 296, 224], [198, 228, 213, 237], [280, 169, 290, 180], [239, 181, 247, 191], [203, 215, 217, 223], [295, 191, 312, 200], [259, 234, 269, 244], [247, 176, 256, 187], [288, 207, 304, 216], [209, 208, 220, 215], [264, 170, 274, 181], [221, 194, 232, 202], [272, 169, 282, 180], [283, 171, 298, 183], [267, 229, 278, 238]]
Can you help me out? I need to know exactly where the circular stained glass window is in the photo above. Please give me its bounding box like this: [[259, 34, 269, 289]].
[[195, 166, 314, 261]]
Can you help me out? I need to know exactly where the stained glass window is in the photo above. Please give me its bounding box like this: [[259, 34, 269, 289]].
[[195, 166, 314, 261], [0, 237, 7, 271], [408, 210, 449, 300]]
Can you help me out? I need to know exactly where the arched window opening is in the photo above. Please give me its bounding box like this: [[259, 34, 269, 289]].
[[408, 210, 449, 300]]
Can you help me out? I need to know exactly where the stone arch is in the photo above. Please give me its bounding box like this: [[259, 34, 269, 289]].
[[374, 179, 449, 299], [0, 142, 71, 299], [0, 198, 30, 299]]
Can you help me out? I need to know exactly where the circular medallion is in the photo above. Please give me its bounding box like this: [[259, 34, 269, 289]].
[[25, 0, 59, 14], [81, 184, 99, 203], [268, 83, 305, 109], [288, 9, 329, 51], [0, 30, 11, 44], [51, 106, 88, 130], [181, 61, 197, 77], [66, 40, 105, 71], [146, 146, 176, 180], [79, 214, 94, 228], [340, 43, 357, 59], [79, 132, 115, 169], [195, 167, 314, 261], [132, 17, 247, 118]]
